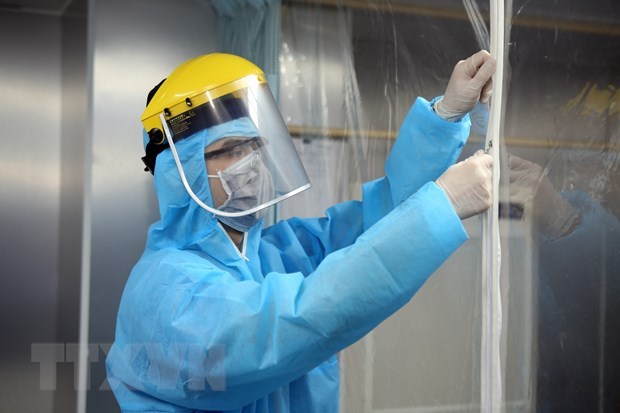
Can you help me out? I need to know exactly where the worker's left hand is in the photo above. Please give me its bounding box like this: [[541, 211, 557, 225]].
[[508, 154, 581, 240], [434, 50, 496, 121]]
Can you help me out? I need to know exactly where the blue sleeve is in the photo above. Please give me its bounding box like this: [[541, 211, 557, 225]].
[[385, 96, 471, 206], [260, 97, 470, 266], [107, 183, 468, 411], [260, 176, 394, 274]]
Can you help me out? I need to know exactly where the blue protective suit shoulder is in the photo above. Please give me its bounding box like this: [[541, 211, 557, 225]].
[[107, 97, 470, 412]]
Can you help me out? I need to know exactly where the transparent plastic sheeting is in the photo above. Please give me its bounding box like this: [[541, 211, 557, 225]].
[[277, 1, 620, 412], [505, 0, 620, 412]]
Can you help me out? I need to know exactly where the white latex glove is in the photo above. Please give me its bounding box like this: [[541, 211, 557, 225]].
[[436, 150, 494, 219], [508, 155, 581, 240], [434, 50, 497, 121]]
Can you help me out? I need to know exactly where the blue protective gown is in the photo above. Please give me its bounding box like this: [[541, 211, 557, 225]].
[[106, 97, 471, 412]]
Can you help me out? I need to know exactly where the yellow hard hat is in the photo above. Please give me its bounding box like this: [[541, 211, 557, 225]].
[[141, 53, 268, 145]]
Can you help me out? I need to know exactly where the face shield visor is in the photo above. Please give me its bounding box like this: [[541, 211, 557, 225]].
[[159, 75, 311, 223]]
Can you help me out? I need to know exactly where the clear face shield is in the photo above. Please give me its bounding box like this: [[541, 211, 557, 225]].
[[159, 75, 311, 230]]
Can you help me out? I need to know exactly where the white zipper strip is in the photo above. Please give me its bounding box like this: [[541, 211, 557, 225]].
[[481, 0, 505, 412]]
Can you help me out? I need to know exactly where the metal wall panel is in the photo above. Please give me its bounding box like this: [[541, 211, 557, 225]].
[[0, 11, 61, 413], [56, 1, 89, 412]]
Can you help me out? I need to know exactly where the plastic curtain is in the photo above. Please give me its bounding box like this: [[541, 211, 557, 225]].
[[280, 1, 487, 411], [277, 2, 372, 218], [211, 0, 282, 99], [278, 0, 620, 412], [505, 0, 620, 411]]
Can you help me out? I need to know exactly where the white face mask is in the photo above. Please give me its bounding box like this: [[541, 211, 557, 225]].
[[208, 151, 275, 232]]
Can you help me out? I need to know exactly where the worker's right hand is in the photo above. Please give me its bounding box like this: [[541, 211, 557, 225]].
[[434, 50, 496, 121], [436, 150, 493, 219]]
